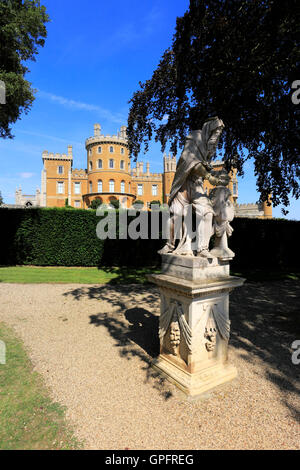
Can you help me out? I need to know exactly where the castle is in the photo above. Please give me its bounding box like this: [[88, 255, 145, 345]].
[[15, 123, 272, 218]]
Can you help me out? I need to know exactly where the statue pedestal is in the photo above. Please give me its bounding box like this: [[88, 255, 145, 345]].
[[147, 254, 245, 398]]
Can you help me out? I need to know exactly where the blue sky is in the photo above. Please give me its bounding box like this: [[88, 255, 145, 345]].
[[0, 0, 298, 219]]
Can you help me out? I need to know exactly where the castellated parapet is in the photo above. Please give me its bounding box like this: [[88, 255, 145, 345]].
[[42, 147, 73, 162], [163, 153, 176, 173], [85, 123, 128, 150]]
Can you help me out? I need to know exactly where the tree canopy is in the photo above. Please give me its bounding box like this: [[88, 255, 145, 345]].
[[127, 0, 299, 209], [0, 0, 49, 139]]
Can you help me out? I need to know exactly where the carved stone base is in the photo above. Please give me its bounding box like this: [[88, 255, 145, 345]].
[[152, 355, 237, 397], [161, 253, 230, 281], [147, 259, 245, 398]]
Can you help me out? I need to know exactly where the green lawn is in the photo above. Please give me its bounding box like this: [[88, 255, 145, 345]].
[[0, 265, 298, 285], [0, 266, 159, 284], [0, 322, 81, 450]]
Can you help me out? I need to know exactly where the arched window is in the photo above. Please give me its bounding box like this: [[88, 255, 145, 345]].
[[89, 181, 92, 193], [109, 159, 114, 169], [89, 161, 92, 171], [98, 180, 102, 193], [109, 179, 115, 193], [121, 147, 125, 155], [120, 160, 125, 170], [98, 146, 102, 154], [120, 181, 125, 193], [109, 146, 114, 153], [98, 159, 102, 169]]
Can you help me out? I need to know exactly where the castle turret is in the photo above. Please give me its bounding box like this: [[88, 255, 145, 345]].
[[84, 124, 134, 208], [263, 195, 272, 219], [163, 153, 176, 203], [94, 123, 101, 137]]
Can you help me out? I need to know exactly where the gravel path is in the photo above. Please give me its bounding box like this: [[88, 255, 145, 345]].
[[0, 280, 299, 450]]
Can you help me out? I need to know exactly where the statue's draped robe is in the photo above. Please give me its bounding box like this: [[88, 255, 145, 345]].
[[169, 119, 224, 205], [167, 118, 224, 253]]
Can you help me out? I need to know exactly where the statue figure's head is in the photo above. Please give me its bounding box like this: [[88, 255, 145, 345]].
[[190, 116, 225, 163]]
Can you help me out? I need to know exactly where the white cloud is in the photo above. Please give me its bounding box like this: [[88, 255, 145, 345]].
[[19, 172, 35, 179], [38, 91, 126, 125], [18, 129, 84, 149]]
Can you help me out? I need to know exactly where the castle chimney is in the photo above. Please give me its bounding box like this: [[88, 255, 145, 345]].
[[67, 145, 73, 157], [146, 162, 150, 176], [120, 126, 127, 139], [94, 123, 101, 137]]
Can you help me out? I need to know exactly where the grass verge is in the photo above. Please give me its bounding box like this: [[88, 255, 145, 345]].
[[0, 266, 159, 284], [0, 322, 81, 450], [0, 266, 298, 284]]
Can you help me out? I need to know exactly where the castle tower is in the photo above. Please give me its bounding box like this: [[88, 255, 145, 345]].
[[228, 168, 238, 204], [163, 153, 176, 204], [84, 123, 134, 208], [263, 195, 272, 219], [41, 146, 73, 207]]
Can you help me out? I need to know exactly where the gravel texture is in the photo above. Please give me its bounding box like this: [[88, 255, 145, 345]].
[[0, 280, 299, 450]]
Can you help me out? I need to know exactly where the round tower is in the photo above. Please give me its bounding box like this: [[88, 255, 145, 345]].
[[263, 195, 272, 219], [83, 124, 135, 208]]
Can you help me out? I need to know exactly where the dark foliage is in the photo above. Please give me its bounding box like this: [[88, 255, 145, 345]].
[[0, 0, 49, 138], [0, 208, 299, 271], [127, 0, 300, 210]]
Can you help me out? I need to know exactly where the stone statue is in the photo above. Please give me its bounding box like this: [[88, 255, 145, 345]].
[[159, 116, 235, 259]]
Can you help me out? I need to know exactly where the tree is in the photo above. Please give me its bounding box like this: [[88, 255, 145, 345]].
[[127, 0, 300, 210], [133, 199, 144, 209], [90, 198, 103, 210], [0, 191, 3, 206], [150, 200, 161, 210], [109, 199, 120, 210], [0, 0, 50, 139]]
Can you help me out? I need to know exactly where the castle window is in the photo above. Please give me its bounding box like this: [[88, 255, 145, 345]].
[[109, 159, 114, 169], [98, 146, 102, 154], [89, 161, 93, 171], [98, 180, 102, 193], [57, 182, 64, 194], [74, 182, 81, 195], [137, 184, 143, 196], [74, 200, 80, 208], [109, 179, 115, 193], [233, 182, 238, 195], [121, 148, 124, 155], [89, 181, 92, 193], [89, 149, 92, 156], [120, 181, 125, 193], [109, 146, 114, 153], [152, 185, 158, 196], [98, 159, 102, 169], [120, 160, 125, 170], [58, 165, 63, 175]]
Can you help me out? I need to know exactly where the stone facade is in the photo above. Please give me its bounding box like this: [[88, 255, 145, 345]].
[[14, 123, 272, 217], [15, 187, 41, 207]]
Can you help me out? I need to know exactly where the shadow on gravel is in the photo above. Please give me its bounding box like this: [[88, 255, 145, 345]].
[[63, 285, 173, 400], [229, 279, 300, 421], [63, 279, 300, 412]]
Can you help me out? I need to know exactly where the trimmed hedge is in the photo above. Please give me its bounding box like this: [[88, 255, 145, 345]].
[[0, 207, 299, 270]]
